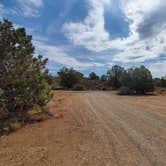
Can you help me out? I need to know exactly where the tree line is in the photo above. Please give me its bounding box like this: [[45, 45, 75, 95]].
[[48, 65, 166, 95]]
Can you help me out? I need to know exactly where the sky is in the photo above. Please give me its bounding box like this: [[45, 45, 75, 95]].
[[0, 0, 166, 77]]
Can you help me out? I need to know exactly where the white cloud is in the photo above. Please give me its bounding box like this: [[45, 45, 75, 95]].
[[112, 0, 166, 62], [0, 4, 18, 16], [0, 0, 43, 18], [16, 0, 43, 17], [148, 60, 166, 77], [34, 41, 104, 70], [1, 0, 166, 76], [64, 0, 166, 66], [17, 0, 43, 7], [64, 0, 112, 52]]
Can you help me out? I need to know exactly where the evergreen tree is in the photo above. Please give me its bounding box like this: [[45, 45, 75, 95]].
[[58, 67, 83, 89], [0, 19, 52, 118], [107, 65, 125, 89]]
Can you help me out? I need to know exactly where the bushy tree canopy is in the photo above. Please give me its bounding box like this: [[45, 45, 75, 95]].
[[121, 66, 154, 94], [107, 65, 125, 89], [89, 72, 99, 80], [58, 67, 83, 89], [154, 77, 166, 87], [0, 19, 52, 116]]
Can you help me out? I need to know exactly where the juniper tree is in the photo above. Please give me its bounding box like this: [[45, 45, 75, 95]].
[[0, 19, 52, 118]]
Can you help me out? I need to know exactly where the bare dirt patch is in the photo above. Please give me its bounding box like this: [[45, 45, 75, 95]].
[[0, 91, 166, 166]]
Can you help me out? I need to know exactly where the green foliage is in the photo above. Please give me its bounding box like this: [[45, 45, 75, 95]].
[[154, 77, 166, 87], [121, 66, 154, 94], [100, 74, 109, 90], [0, 19, 52, 118], [107, 65, 125, 89], [58, 67, 83, 89], [56, 66, 155, 94], [72, 84, 86, 91], [101, 74, 107, 82], [89, 72, 100, 80], [87, 72, 102, 90], [45, 75, 61, 90]]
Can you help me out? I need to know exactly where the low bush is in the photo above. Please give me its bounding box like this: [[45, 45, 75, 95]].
[[72, 84, 86, 91]]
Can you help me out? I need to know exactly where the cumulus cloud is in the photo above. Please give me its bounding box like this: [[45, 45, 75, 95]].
[[34, 41, 104, 70], [1, 0, 166, 76], [63, 0, 166, 67], [63, 0, 112, 52], [136, 3, 166, 39], [148, 60, 166, 77], [114, 0, 166, 63]]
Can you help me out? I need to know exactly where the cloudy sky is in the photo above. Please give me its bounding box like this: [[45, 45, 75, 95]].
[[0, 0, 166, 77]]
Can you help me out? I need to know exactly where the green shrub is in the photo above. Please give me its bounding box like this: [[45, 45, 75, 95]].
[[58, 67, 83, 89], [120, 66, 154, 94], [72, 84, 86, 91]]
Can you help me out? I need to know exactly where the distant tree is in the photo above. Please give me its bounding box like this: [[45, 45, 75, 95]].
[[107, 65, 125, 89], [88, 72, 102, 90], [58, 67, 83, 89], [121, 66, 154, 94], [154, 77, 166, 87], [44, 75, 60, 90], [154, 78, 161, 87], [159, 77, 166, 87], [100, 74, 109, 90], [45, 74, 54, 86], [101, 74, 107, 82], [89, 72, 100, 80], [0, 19, 52, 119]]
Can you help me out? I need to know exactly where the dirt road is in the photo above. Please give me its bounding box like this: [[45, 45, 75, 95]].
[[0, 91, 166, 166]]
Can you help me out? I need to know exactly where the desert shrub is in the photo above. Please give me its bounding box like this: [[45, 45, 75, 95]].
[[72, 84, 86, 91], [0, 19, 53, 120]]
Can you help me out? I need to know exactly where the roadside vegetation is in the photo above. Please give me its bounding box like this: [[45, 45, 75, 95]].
[[49, 65, 166, 95], [0, 19, 53, 135]]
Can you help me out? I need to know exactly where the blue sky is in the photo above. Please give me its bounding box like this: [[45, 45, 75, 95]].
[[0, 0, 166, 77]]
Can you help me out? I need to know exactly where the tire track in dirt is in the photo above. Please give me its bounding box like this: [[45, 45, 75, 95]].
[[86, 92, 166, 166]]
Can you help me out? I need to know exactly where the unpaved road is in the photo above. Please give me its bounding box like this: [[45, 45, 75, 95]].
[[0, 91, 166, 166]]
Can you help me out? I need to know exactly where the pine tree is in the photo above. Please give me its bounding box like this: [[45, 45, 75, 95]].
[[0, 19, 52, 119]]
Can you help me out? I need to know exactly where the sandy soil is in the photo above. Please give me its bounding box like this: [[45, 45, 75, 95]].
[[0, 91, 166, 166]]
